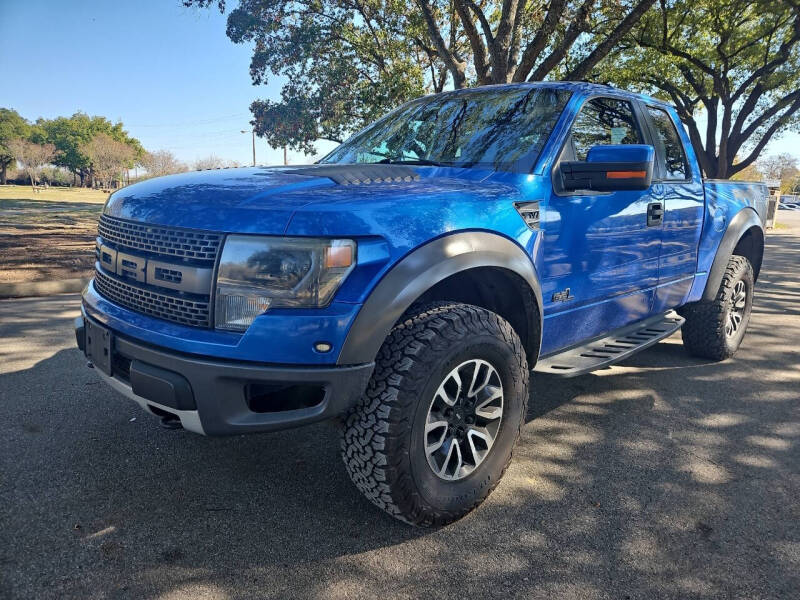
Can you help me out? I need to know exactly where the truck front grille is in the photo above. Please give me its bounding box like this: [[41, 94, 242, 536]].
[[93, 215, 221, 328], [98, 214, 222, 264], [94, 269, 211, 328]]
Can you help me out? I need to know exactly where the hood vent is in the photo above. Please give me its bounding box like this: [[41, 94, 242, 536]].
[[286, 164, 420, 186]]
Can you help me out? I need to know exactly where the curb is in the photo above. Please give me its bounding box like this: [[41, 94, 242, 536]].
[[0, 278, 88, 299]]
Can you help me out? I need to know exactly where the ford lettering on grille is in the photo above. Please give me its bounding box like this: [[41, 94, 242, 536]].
[[93, 216, 220, 328]]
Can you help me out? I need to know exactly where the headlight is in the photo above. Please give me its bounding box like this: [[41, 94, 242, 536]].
[[214, 236, 356, 331]]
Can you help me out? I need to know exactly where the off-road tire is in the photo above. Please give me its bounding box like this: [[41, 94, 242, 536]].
[[341, 302, 529, 527], [680, 255, 754, 361]]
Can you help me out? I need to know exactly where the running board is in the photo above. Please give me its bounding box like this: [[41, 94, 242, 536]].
[[533, 312, 685, 378]]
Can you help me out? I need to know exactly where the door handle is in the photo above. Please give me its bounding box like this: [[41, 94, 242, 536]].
[[647, 202, 664, 227]]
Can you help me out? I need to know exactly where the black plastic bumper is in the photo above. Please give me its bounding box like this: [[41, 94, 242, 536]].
[[75, 314, 374, 436]]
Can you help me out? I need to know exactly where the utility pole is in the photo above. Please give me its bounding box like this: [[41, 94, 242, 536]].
[[241, 130, 256, 166]]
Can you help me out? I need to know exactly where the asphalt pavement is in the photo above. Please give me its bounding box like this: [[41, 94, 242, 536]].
[[1, 213, 799, 600]]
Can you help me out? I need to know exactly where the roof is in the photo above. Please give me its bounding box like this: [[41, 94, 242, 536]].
[[424, 81, 670, 110]]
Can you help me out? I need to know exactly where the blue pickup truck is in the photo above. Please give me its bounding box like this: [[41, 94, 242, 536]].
[[75, 82, 766, 526]]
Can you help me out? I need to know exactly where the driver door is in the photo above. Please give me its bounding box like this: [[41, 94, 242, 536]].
[[540, 96, 662, 355]]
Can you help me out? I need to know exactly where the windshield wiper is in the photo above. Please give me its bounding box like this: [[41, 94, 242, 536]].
[[377, 157, 445, 167]]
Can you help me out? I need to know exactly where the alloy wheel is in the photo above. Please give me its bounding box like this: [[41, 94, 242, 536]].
[[726, 280, 747, 337], [424, 359, 504, 481]]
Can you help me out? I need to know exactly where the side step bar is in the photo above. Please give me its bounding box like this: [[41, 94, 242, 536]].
[[533, 312, 685, 378]]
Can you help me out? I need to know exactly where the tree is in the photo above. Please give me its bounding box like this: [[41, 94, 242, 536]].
[[7, 139, 57, 190], [81, 133, 135, 189], [193, 155, 225, 170], [414, 0, 656, 86], [140, 150, 187, 178], [603, 0, 800, 178], [0, 109, 31, 185], [782, 173, 800, 195], [188, 0, 430, 154], [757, 152, 799, 183], [730, 161, 761, 182], [39, 113, 143, 186], [185, 0, 656, 153]]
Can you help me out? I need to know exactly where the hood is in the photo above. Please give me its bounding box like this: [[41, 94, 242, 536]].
[[104, 166, 335, 234], [104, 164, 525, 238]]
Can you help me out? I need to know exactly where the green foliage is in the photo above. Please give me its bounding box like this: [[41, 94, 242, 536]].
[[0, 108, 32, 183], [195, 0, 429, 153], [730, 162, 761, 182], [39, 113, 143, 184], [81, 133, 136, 188], [732, 152, 800, 191], [38, 165, 75, 187], [187, 0, 656, 153], [1, 108, 145, 186], [599, 0, 800, 178]]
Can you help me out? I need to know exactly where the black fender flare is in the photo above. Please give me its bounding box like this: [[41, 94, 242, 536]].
[[337, 232, 543, 365], [702, 207, 764, 302]]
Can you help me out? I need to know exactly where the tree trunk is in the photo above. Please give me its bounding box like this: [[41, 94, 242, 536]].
[[1, 163, 6, 185], [696, 154, 727, 180]]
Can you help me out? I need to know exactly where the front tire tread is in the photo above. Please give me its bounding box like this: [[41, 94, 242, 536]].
[[341, 302, 527, 527]]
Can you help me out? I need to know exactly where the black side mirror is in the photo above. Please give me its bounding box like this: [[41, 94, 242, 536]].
[[560, 144, 654, 192]]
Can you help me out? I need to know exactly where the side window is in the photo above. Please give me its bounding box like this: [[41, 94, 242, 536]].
[[647, 106, 689, 179], [570, 98, 642, 161]]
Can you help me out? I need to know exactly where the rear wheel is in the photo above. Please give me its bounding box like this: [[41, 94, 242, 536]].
[[341, 302, 529, 526], [680, 255, 754, 361]]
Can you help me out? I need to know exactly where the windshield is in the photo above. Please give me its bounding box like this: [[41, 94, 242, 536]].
[[321, 86, 571, 173]]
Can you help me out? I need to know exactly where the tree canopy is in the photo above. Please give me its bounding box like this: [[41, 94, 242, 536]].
[[757, 152, 799, 183], [38, 113, 143, 185], [140, 150, 188, 177], [7, 138, 57, 190], [186, 0, 656, 153], [0, 108, 32, 184], [1, 108, 146, 186], [602, 0, 800, 178], [81, 133, 136, 189]]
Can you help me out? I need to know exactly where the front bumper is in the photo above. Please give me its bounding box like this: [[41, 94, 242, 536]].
[[75, 313, 374, 436]]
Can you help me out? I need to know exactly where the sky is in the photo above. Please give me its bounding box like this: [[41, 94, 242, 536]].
[[0, 0, 335, 167], [1, 0, 799, 169]]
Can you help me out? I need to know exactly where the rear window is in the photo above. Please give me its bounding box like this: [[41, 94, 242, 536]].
[[647, 106, 689, 179]]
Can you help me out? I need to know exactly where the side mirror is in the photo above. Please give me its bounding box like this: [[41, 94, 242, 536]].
[[560, 144, 654, 192]]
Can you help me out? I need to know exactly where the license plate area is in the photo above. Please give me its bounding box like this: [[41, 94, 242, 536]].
[[85, 319, 113, 376]]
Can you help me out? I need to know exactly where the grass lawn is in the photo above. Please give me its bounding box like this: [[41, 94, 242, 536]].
[[0, 185, 107, 283], [0, 185, 109, 204]]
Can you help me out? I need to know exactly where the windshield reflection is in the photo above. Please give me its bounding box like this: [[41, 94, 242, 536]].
[[322, 86, 571, 173]]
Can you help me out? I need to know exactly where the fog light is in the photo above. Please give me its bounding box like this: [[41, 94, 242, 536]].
[[215, 294, 271, 331], [314, 342, 332, 353]]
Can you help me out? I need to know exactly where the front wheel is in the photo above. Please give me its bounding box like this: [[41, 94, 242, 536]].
[[341, 303, 529, 526], [680, 255, 754, 361]]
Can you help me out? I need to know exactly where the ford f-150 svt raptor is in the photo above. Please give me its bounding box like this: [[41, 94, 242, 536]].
[[75, 82, 767, 526]]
